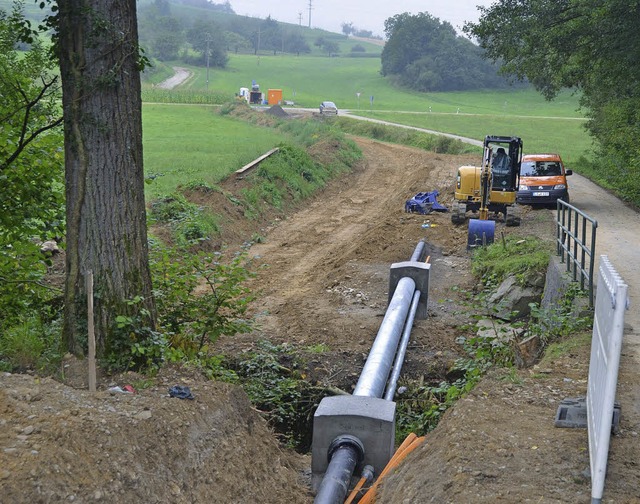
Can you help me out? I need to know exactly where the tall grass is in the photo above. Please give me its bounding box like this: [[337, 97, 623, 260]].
[[240, 140, 361, 219], [142, 88, 230, 105]]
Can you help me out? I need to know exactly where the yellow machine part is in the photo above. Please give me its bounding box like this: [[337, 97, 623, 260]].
[[454, 166, 516, 205]]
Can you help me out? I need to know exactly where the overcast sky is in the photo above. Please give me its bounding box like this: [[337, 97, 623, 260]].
[[227, 0, 492, 37]]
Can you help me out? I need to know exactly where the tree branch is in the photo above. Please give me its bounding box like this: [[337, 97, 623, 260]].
[[1, 76, 62, 172]]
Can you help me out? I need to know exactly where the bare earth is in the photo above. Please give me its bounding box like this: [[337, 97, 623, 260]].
[[1, 138, 638, 503]]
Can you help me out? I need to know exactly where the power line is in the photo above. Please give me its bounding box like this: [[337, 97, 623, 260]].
[[298, 11, 303, 26], [307, 0, 313, 28]]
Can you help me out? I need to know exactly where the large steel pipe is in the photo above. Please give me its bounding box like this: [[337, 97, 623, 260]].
[[313, 241, 427, 504], [384, 289, 421, 401], [353, 276, 416, 398]]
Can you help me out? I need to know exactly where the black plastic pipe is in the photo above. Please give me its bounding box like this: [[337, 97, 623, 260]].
[[314, 435, 364, 504]]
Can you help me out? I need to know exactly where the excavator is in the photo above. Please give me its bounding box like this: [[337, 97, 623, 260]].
[[451, 135, 523, 248]]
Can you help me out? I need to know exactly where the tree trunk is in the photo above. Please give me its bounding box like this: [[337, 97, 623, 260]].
[[58, 0, 156, 356]]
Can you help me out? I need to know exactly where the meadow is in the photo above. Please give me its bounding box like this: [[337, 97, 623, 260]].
[[179, 53, 584, 116], [141, 52, 592, 196], [351, 110, 590, 164], [142, 104, 288, 198]]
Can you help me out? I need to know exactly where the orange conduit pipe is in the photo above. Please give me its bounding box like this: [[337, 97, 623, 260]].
[[343, 436, 418, 504], [357, 435, 426, 504], [344, 465, 374, 504]]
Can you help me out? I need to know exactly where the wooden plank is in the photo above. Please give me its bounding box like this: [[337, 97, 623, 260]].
[[235, 147, 279, 178]]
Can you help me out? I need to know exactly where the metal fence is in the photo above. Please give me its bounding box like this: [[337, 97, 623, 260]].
[[587, 256, 628, 504], [556, 199, 598, 307]]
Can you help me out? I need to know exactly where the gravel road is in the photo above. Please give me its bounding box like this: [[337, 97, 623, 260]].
[[156, 67, 191, 89]]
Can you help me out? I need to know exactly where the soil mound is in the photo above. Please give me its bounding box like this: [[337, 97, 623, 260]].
[[0, 369, 310, 503], [266, 105, 289, 118]]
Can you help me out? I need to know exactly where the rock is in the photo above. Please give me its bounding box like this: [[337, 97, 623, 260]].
[[170, 482, 181, 496], [476, 319, 521, 343], [135, 410, 152, 420], [488, 274, 542, 320], [40, 240, 59, 254], [22, 425, 35, 435]]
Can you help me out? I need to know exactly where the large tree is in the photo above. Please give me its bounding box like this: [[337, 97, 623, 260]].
[[186, 18, 228, 67], [465, 0, 640, 202], [381, 12, 507, 92], [56, 0, 156, 355]]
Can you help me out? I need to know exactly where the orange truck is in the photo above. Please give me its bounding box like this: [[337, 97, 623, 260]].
[[517, 153, 572, 205]]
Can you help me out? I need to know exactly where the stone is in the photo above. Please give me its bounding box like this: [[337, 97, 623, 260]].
[[488, 274, 542, 320], [134, 410, 152, 420]]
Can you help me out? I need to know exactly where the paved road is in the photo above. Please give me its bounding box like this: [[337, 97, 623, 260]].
[[568, 173, 638, 358]]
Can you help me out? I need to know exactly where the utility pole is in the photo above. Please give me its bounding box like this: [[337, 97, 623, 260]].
[[308, 0, 313, 28], [298, 11, 303, 26], [257, 26, 261, 54], [205, 32, 211, 91]]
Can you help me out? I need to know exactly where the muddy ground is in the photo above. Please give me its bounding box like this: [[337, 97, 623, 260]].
[[1, 136, 638, 503]]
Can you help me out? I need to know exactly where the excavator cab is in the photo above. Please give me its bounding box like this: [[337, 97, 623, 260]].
[[451, 135, 523, 248]]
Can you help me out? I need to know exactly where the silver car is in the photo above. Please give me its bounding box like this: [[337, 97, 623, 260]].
[[319, 101, 338, 115]]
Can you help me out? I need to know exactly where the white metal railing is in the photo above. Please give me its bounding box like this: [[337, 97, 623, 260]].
[[587, 255, 629, 504]]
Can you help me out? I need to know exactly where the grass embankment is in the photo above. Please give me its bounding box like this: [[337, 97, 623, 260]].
[[334, 116, 477, 154], [142, 104, 287, 199], [352, 109, 589, 164], [142, 103, 365, 245]]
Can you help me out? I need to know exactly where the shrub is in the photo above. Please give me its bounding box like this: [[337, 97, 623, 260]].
[[149, 194, 219, 245]]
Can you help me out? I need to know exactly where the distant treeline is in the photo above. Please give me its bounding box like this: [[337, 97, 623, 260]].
[[137, 0, 355, 68], [381, 13, 516, 92]]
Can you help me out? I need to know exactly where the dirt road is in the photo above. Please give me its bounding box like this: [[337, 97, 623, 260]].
[[232, 137, 640, 503], [219, 135, 639, 502], [156, 67, 192, 89]]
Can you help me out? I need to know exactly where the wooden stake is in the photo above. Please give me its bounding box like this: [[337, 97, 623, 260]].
[[86, 271, 96, 393]]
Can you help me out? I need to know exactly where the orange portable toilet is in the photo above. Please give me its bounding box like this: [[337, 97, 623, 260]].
[[267, 89, 283, 105]]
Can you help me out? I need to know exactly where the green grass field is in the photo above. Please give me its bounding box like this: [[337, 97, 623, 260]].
[[154, 54, 591, 166], [142, 104, 287, 198], [175, 54, 584, 116], [140, 52, 593, 198], [351, 110, 591, 164]]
